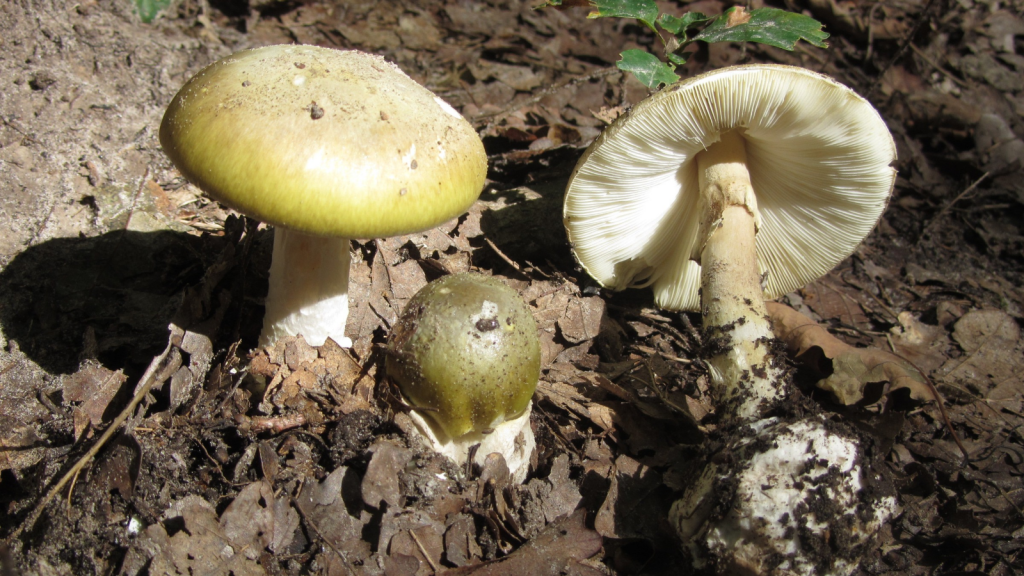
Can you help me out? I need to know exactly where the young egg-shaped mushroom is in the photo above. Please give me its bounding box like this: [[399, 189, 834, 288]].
[[386, 273, 541, 483], [160, 45, 487, 348], [564, 64, 896, 422]]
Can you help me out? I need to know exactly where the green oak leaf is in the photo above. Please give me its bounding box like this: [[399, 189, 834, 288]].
[[587, 0, 659, 28], [666, 52, 689, 66], [135, 0, 171, 22], [657, 12, 710, 36], [694, 7, 829, 50], [617, 49, 680, 90]]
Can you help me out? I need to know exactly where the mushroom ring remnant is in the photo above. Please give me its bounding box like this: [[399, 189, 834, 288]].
[[160, 45, 486, 348], [387, 273, 541, 483], [564, 64, 896, 421]]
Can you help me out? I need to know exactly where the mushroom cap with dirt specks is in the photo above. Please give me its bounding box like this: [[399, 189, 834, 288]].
[[386, 273, 541, 439], [160, 44, 487, 239], [563, 64, 897, 311]]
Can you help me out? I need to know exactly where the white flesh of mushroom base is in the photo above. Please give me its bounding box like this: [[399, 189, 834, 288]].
[[406, 401, 535, 485], [260, 228, 353, 348], [670, 417, 896, 576]]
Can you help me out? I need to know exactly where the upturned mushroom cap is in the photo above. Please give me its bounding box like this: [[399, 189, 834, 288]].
[[160, 45, 487, 238], [564, 64, 897, 311]]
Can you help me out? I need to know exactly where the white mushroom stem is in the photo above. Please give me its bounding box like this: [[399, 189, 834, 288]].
[[406, 401, 536, 485], [697, 131, 785, 422], [260, 228, 353, 348]]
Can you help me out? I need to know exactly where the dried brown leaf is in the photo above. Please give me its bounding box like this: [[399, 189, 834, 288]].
[[889, 311, 950, 374], [389, 259, 429, 302], [220, 480, 299, 555], [284, 336, 317, 370], [384, 552, 422, 576], [370, 244, 399, 328], [139, 493, 266, 576], [557, 296, 604, 344], [389, 524, 444, 574], [297, 466, 374, 563], [938, 309, 1024, 401], [63, 361, 127, 440], [536, 380, 592, 422], [363, 439, 414, 509], [445, 513, 483, 567], [799, 280, 871, 329], [346, 249, 381, 342], [595, 454, 664, 540], [445, 509, 602, 576], [541, 454, 582, 523], [767, 302, 930, 404]]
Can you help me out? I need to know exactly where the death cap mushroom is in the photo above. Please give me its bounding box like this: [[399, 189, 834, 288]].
[[565, 64, 895, 422], [564, 64, 897, 313], [160, 45, 487, 347]]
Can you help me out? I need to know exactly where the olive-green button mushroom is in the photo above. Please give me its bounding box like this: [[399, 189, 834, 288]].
[[160, 45, 486, 348], [563, 64, 896, 422], [387, 273, 541, 482]]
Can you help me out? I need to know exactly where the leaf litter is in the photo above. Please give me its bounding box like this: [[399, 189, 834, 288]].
[[2, 0, 1024, 575]]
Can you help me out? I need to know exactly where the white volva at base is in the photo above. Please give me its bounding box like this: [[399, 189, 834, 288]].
[[406, 402, 535, 484], [671, 417, 896, 576]]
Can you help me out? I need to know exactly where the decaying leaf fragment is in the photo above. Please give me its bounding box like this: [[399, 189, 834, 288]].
[[445, 509, 603, 576], [63, 361, 127, 441], [131, 481, 297, 576], [939, 309, 1023, 394], [766, 302, 931, 404]]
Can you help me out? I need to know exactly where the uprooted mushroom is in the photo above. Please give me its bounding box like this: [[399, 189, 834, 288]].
[[564, 64, 898, 575], [565, 64, 896, 422]]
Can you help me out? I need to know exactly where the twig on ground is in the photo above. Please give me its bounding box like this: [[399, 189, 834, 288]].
[[474, 67, 620, 125], [985, 478, 1024, 520], [122, 167, 151, 232], [4, 333, 179, 543], [918, 171, 990, 241], [909, 43, 968, 88], [869, 0, 939, 93], [485, 238, 531, 279], [409, 529, 440, 573], [248, 413, 308, 434], [885, 349, 970, 463]]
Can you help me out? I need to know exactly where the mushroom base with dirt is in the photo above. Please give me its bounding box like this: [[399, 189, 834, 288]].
[[562, 65, 900, 575], [696, 130, 786, 422], [404, 401, 536, 485], [670, 416, 897, 576]]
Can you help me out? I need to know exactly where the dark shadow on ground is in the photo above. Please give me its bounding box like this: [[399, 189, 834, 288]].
[[0, 228, 251, 375], [478, 178, 576, 272]]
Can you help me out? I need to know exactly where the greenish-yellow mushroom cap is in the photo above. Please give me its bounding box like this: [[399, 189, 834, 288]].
[[159, 45, 487, 238], [387, 273, 541, 439]]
